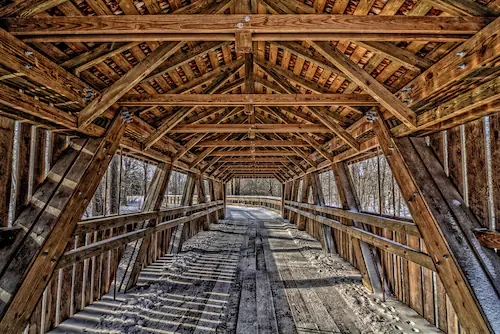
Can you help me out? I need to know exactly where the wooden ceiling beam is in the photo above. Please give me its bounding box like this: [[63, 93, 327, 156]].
[[402, 16, 500, 109], [74, 42, 141, 75], [173, 134, 206, 162], [19, 33, 472, 43], [173, 107, 242, 161], [118, 93, 378, 106], [171, 123, 331, 133], [78, 41, 185, 128], [220, 157, 289, 162], [190, 147, 216, 168], [173, 0, 233, 14], [215, 78, 245, 94], [190, 133, 232, 168], [256, 58, 332, 94], [210, 150, 297, 156], [200, 156, 222, 173], [355, 41, 434, 73], [224, 167, 287, 170], [196, 139, 309, 147], [291, 147, 317, 168], [4, 15, 489, 35], [310, 41, 417, 129], [254, 76, 288, 94]]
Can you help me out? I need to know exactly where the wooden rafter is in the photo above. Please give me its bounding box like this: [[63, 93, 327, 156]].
[[78, 41, 185, 128], [310, 41, 417, 129]]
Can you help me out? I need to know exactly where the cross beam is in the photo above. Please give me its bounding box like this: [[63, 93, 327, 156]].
[[170, 124, 331, 133], [3, 15, 489, 36], [118, 93, 378, 106]]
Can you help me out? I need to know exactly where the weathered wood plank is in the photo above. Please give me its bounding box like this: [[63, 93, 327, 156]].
[[0, 114, 126, 333], [3, 15, 490, 35], [374, 115, 500, 333], [118, 93, 379, 106], [0, 116, 15, 227]]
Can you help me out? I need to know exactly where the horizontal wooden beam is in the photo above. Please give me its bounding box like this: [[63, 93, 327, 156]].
[[16, 33, 473, 43], [171, 124, 331, 133], [226, 168, 285, 171], [286, 200, 420, 237], [286, 205, 435, 271], [229, 170, 282, 173], [211, 150, 296, 156], [219, 157, 289, 162], [75, 201, 222, 234], [196, 139, 310, 147], [4, 15, 491, 35], [118, 93, 378, 106], [229, 174, 277, 178], [57, 205, 222, 268]]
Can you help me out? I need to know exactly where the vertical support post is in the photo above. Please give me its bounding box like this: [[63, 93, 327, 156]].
[[373, 114, 500, 332], [222, 181, 227, 218], [124, 163, 172, 291], [0, 114, 126, 333], [168, 173, 196, 254], [194, 175, 210, 230], [280, 182, 285, 217], [288, 179, 300, 224], [333, 162, 383, 295], [310, 172, 336, 254], [296, 175, 310, 231], [208, 179, 219, 224]]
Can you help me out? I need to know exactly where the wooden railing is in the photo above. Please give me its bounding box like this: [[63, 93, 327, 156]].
[[61, 201, 223, 268], [226, 195, 282, 213], [164, 195, 208, 206], [30, 201, 223, 333], [285, 201, 433, 270]]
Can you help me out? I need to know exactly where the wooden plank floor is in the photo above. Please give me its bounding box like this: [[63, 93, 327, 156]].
[[52, 206, 438, 334]]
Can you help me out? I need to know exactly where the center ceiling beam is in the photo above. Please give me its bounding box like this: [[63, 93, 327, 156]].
[[118, 93, 378, 106], [171, 124, 331, 133], [210, 150, 297, 156], [196, 139, 310, 147], [219, 157, 289, 162], [3, 15, 490, 35]]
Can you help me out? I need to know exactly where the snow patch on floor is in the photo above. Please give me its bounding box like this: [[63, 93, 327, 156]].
[[285, 223, 439, 334]]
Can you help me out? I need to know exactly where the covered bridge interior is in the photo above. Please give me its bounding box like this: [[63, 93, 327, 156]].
[[0, 0, 499, 332]]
